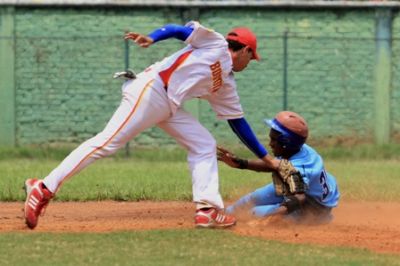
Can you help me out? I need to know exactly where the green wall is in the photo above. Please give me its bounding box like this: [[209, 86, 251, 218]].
[[392, 13, 400, 140], [0, 6, 398, 146], [198, 8, 378, 145], [0, 7, 15, 146], [14, 7, 182, 145]]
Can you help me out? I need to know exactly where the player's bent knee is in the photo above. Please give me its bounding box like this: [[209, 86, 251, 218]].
[[188, 137, 216, 156]]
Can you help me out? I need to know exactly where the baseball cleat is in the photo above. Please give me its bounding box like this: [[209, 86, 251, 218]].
[[194, 208, 236, 228], [23, 178, 54, 229]]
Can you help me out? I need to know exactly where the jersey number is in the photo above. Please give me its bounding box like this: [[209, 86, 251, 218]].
[[319, 170, 329, 200]]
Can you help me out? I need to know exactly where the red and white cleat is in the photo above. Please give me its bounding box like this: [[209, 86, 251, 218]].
[[23, 178, 54, 229], [194, 208, 236, 228]]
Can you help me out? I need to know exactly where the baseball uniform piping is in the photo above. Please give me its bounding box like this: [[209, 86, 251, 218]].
[[158, 50, 193, 90], [55, 79, 154, 192]]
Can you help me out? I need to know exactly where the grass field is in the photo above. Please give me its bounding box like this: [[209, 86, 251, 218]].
[[1, 144, 400, 265], [1, 230, 400, 266], [1, 157, 400, 202]]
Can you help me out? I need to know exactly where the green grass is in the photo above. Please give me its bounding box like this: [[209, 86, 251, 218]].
[[0, 230, 399, 266], [0, 158, 192, 201], [0, 145, 187, 161], [1, 148, 399, 202], [1, 146, 400, 265], [317, 143, 400, 160], [326, 160, 400, 201], [1, 142, 400, 161]]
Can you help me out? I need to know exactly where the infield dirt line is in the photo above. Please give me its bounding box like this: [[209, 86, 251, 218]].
[[1, 201, 399, 255]]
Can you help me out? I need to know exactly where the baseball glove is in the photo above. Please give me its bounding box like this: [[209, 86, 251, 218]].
[[272, 159, 306, 196], [113, 69, 137, 80], [271, 171, 290, 196]]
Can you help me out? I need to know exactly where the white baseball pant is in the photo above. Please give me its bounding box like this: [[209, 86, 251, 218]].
[[43, 74, 224, 208]]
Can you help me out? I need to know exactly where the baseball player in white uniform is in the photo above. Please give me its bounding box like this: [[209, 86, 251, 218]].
[[24, 21, 280, 229]]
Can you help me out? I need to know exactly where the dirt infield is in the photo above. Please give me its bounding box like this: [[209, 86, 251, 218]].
[[1, 201, 399, 255]]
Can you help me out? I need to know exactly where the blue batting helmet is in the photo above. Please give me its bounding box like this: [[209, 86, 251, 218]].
[[264, 111, 308, 150]]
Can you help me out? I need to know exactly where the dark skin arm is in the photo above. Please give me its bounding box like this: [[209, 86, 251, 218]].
[[245, 158, 272, 172], [260, 154, 280, 171], [217, 146, 273, 172], [217, 146, 306, 214]]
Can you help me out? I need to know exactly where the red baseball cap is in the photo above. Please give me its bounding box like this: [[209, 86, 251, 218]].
[[226, 27, 260, 61]]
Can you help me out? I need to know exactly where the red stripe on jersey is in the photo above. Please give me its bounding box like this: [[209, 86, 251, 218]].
[[159, 50, 193, 89]]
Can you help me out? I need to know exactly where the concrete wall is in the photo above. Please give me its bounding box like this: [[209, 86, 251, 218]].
[[0, 6, 398, 146]]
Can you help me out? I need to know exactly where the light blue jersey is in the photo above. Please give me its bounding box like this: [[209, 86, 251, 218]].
[[226, 144, 340, 218], [289, 144, 339, 207]]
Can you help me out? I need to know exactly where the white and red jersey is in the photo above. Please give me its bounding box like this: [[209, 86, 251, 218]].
[[146, 21, 244, 120], [40, 22, 251, 211]]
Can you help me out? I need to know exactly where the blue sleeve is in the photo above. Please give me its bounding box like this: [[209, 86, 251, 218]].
[[148, 24, 194, 43], [228, 118, 268, 158]]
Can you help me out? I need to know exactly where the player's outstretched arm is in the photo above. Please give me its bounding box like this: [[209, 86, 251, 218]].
[[260, 154, 280, 170], [124, 24, 193, 48], [124, 32, 154, 48], [227, 118, 280, 170], [217, 146, 247, 169], [217, 146, 270, 172]]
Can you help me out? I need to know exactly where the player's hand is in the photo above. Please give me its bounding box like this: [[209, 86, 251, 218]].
[[124, 32, 154, 48], [217, 146, 242, 168]]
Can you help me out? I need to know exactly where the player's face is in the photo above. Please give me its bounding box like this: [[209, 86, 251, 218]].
[[232, 46, 253, 72], [268, 129, 285, 157]]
